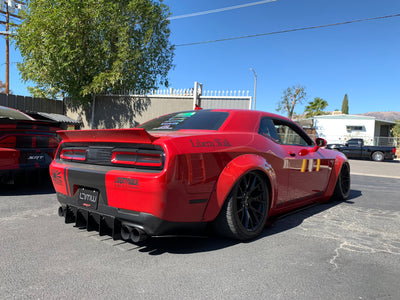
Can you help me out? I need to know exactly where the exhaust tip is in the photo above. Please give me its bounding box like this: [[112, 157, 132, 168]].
[[58, 206, 65, 217], [121, 224, 149, 243], [121, 225, 131, 241], [130, 227, 148, 243]]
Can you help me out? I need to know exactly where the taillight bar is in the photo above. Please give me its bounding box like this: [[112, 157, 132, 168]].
[[111, 150, 163, 168], [60, 148, 87, 161], [111, 151, 137, 165], [393, 148, 396, 154]]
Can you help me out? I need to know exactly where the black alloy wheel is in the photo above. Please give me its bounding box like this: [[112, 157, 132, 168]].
[[214, 171, 269, 241], [332, 163, 351, 201]]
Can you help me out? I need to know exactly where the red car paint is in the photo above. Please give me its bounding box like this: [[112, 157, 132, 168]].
[[0, 106, 61, 184], [50, 109, 350, 241]]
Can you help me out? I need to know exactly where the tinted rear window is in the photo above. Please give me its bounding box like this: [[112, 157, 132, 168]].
[[138, 111, 229, 131], [0, 106, 35, 121]]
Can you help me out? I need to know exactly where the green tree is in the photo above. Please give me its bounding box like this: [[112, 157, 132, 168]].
[[341, 94, 349, 114], [13, 0, 174, 104], [276, 85, 307, 119], [392, 119, 400, 138], [304, 97, 329, 118]]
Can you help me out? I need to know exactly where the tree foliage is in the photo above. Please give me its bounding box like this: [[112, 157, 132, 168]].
[[276, 85, 307, 119], [13, 0, 175, 104], [341, 94, 349, 114], [304, 97, 329, 118], [392, 119, 400, 139]]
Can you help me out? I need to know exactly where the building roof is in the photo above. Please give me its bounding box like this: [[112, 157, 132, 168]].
[[313, 114, 396, 125], [36, 112, 81, 125]]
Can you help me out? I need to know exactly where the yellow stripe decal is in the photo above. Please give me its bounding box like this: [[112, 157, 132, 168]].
[[301, 159, 307, 172], [316, 159, 320, 171]]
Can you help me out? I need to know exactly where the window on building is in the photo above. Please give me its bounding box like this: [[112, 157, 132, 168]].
[[346, 125, 364, 132]]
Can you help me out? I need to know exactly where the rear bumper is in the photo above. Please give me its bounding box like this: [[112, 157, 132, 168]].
[[56, 193, 206, 237], [385, 153, 396, 160], [0, 166, 50, 184]]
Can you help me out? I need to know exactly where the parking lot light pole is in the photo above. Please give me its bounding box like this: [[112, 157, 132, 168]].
[[250, 68, 257, 110]]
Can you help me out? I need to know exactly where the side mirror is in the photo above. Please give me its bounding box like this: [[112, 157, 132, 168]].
[[315, 138, 327, 147], [312, 138, 327, 152]]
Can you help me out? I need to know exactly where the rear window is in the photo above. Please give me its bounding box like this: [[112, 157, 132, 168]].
[[0, 106, 35, 121], [138, 111, 229, 131]]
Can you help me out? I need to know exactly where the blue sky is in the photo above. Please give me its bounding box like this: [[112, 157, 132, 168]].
[[1, 0, 400, 115]]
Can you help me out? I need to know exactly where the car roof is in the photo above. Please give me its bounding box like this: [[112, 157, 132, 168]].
[[0, 105, 36, 121], [208, 109, 291, 132]]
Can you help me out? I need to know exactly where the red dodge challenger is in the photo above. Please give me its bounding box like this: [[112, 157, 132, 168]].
[[50, 109, 350, 242], [0, 105, 61, 184]]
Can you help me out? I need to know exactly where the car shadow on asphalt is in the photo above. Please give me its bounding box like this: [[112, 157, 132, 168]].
[[127, 189, 363, 255], [0, 177, 55, 196]]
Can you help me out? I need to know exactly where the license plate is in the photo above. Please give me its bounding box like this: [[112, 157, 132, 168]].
[[77, 188, 99, 210]]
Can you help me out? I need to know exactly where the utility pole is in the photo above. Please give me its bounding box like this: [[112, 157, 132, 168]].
[[250, 68, 257, 110], [0, 0, 26, 94]]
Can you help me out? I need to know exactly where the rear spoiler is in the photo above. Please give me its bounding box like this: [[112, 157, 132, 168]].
[[57, 128, 158, 144]]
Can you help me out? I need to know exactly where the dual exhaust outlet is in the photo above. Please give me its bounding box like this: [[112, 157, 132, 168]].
[[121, 224, 148, 243], [58, 206, 148, 243]]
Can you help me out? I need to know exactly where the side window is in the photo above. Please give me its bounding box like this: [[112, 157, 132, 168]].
[[273, 120, 313, 146], [258, 118, 280, 142]]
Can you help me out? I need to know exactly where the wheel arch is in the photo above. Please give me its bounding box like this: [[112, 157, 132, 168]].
[[321, 154, 350, 201], [202, 154, 276, 222]]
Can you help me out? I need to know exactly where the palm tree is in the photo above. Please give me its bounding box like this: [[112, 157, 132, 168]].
[[304, 97, 328, 118]]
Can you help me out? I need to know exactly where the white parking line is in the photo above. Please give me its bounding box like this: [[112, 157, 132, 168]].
[[351, 172, 400, 180]]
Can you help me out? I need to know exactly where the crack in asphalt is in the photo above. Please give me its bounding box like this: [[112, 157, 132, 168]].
[[299, 205, 400, 269]]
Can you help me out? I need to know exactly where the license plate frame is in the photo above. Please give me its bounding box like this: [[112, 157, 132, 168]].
[[77, 188, 99, 210]]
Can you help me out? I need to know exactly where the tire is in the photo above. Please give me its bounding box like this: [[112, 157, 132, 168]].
[[371, 151, 384, 162], [213, 171, 269, 241], [331, 163, 351, 201]]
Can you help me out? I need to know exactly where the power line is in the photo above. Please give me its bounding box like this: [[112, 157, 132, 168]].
[[175, 13, 400, 47], [169, 0, 278, 20]]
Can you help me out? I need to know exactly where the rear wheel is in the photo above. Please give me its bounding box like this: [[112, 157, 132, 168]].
[[331, 163, 351, 201], [371, 151, 384, 162], [214, 171, 269, 241]]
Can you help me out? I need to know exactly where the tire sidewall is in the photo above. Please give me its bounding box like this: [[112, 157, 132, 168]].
[[229, 172, 269, 240]]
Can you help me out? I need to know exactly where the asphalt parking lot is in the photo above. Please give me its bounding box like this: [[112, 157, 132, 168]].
[[1, 159, 399, 299]]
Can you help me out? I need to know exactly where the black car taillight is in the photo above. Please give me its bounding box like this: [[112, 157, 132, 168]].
[[58, 144, 165, 171], [60, 148, 87, 161], [111, 149, 163, 169], [0, 136, 16, 148]]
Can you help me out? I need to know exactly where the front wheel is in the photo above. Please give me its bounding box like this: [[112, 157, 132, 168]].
[[371, 151, 384, 162], [331, 163, 351, 201], [213, 171, 269, 241]]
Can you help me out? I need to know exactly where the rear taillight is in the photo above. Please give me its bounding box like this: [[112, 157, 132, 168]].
[[0, 136, 17, 148], [111, 150, 163, 168], [136, 152, 163, 167], [393, 148, 396, 154], [60, 148, 87, 161]]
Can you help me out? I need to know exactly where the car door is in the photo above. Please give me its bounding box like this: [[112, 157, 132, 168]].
[[270, 119, 331, 205]]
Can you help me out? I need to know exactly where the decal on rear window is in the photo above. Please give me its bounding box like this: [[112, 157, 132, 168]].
[[138, 110, 229, 131]]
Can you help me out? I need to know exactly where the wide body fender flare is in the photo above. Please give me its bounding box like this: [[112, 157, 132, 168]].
[[202, 154, 276, 221], [321, 154, 349, 201]]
